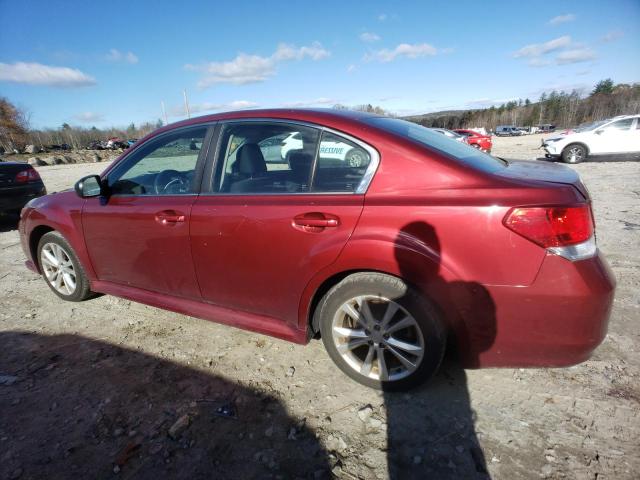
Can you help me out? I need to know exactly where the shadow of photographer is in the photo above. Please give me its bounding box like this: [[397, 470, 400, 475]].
[[0, 332, 330, 479], [383, 220, 497, 479]]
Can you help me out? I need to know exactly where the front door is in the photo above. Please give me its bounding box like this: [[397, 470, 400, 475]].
[[82, 125, 211, 298], [190, 121, 376, 328]]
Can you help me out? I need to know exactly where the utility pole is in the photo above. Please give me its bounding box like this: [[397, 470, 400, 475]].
[[183, 90, 191, 118], [160, 101, 168, 125]]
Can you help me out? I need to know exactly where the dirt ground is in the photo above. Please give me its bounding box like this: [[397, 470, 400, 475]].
[[1, 134, 639, 480]]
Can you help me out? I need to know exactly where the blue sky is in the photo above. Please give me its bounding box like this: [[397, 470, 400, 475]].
[[1, 0, 639, 128]]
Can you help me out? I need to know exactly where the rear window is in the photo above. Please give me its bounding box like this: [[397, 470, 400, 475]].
[[366, 117, 505, 173]]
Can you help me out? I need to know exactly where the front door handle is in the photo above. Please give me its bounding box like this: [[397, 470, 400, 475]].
[[293, 212, 340, 232], [155, 210, 185, 226]]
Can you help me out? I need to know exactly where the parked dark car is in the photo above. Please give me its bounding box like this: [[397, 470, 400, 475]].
[[0, 162, 47, 216], [47, 144, 71, 151], [19, 109, 615, 390]]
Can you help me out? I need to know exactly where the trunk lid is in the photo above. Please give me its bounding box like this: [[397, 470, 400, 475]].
[[0, 162, 32, 188], [494, 159, 589, 200]]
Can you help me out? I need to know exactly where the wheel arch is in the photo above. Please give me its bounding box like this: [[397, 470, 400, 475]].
[[563, 141, 590, 156], [302, 241, 459, 337], [29, 224, 55, 273]]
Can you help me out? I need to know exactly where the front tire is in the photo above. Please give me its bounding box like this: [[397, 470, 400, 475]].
[[316, 273, 445, 391], [561, 144, 587, 164], [38, 231, 92, 301]]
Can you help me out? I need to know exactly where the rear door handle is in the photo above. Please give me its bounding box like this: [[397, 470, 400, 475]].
[[293, 212, 340, 232], [155, 210, 185, 225]]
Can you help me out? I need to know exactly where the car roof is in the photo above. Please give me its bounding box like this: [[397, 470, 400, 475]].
[[162, 108, 381, 130]]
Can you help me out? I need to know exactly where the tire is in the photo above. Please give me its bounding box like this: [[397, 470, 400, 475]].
[[316, 272, 446, 391], [471, 143, 481, 149], [37, 231, 92, 302], [345, 148, 368, 168], [561, 143, 587, 164]]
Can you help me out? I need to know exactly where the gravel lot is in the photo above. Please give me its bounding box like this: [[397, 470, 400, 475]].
[[1, 134, 639, 479]]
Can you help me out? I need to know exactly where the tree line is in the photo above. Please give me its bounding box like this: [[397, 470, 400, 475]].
[[1, 79, 638, 153], [409, 79, 640, 130]]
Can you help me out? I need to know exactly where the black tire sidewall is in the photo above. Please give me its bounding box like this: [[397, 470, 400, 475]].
[[37, 231, 91, 302], [317, 273, 445, 391]]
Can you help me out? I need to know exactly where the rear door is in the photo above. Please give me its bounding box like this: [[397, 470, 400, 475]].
[[82, 125, 212, 298], [190, 120, 378, 328]]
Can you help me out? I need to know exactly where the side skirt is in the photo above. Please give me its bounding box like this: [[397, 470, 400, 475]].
[[91, 280, 309, 344]]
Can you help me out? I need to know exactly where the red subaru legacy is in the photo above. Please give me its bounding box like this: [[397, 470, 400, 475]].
[[454, 129, 493, 152], [19, 109, 615, 390]]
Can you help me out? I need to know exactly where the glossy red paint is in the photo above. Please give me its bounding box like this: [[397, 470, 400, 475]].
[[19, 108, 615, 368], [454, 129, 493, 152]]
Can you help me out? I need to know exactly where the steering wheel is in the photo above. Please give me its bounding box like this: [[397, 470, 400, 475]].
[[153, 169, 188, 194]]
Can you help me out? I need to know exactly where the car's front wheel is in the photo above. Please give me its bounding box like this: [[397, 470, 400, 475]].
[[38, 231, 92, 302], [316, 273, 445, 391], [562, 143, 587, 164]]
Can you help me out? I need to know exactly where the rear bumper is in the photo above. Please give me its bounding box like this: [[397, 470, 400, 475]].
[[458, 251, 615, 368]]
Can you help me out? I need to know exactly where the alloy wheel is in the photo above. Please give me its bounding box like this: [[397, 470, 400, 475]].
[[331, 295, 425, 382], [40, 242, 77, 295]]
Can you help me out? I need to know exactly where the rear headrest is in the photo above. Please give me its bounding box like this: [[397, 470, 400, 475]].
[[288, 152, 313, 174], [233, 144, 267, 175]]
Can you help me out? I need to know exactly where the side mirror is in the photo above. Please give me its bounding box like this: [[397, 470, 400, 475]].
[[74, 175, 104, 198], [594, 129, 604, 135]]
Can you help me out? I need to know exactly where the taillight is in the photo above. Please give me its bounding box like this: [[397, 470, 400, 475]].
[[15, 168, 41, 183], [503, 205, 593, 248]]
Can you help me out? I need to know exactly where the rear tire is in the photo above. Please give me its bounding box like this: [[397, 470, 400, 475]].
[[561, 143, 587, 164], [38, 231, 92, 302], [316, 272, 445, 391]]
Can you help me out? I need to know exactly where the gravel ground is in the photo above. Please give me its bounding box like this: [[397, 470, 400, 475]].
[[1, 135, 639, 480]]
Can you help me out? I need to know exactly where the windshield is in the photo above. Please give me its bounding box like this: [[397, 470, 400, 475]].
[[366, 117, 506, 172], [574, 120, 608, 132]]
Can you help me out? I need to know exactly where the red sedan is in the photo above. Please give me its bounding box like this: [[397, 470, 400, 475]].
[[19, 109, 615, 390], [454, 129, 493, 152]]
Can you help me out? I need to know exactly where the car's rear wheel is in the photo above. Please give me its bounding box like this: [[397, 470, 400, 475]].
[[562, 143, 587, 164], [471, 143, 481, 149], [345, 148, 368, 168], [38, 231, 92, 302], [316, 272, 445, 391]]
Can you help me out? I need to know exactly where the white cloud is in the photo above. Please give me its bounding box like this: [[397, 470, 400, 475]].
[[74, 112, 104, 123], [170, 100, 259, 116], [548, 14, 576, 25], [513, 35, 572, 58], [601, 30, 624, 42], [365, 43, 438, 62], [347, 64, 357, 73], [528, 57, 552, 68], [359, 32, 380, 43], [0, 62, 96, 87], [105, 49, 139, 64], [185, 42, 330, 87], [378, 13, 388, 21], [281, 97, 337, 108], [555, 48, 596, 65]]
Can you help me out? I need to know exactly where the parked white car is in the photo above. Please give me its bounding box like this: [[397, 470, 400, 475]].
[[280, 132, 369, 167], [542, 115, 640, 163]]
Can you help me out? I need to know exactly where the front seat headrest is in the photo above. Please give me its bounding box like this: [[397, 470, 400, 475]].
[[233, 144, 267, 176]]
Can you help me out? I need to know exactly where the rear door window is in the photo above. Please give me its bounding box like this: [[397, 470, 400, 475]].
[[214, 122, 320, 194]]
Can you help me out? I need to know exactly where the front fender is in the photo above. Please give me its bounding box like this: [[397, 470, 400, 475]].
[[23, 191, 96, 281]]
